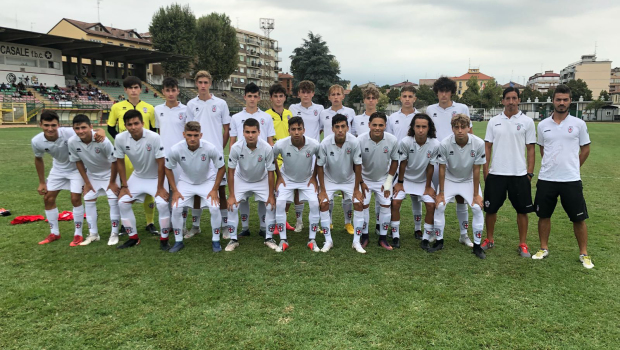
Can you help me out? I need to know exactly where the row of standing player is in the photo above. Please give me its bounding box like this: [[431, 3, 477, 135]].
[[32, 73, 593, 268]]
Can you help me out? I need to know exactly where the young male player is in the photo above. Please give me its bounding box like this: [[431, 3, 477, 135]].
[[532, 84, 593, 269], [482, 87, 536, 257], [272, 117, 320, 252], [229, 82, 275, 237], [107, 76, 158, 236], [155, 77, 202, 238], [33, 111, 105, 246], [316, 114, 363, 253], [266, 83, 299, 232], [355, 112, 399, 252], [319, 84, 357, 235], [68, 115, 121, 246], [433, 114, 486, 259], [352, 86, 380, 137], [225, 118, 276, 252], [426, 77, 474, 247], [165, 122, 226, 253], [113, 110, 171, 250], [289, 80, 325, 142], [391, 114, 439, 251], [186, 71, 230, 235]]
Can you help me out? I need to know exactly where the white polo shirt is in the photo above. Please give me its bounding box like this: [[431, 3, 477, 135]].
[[319, 106, 356, 138], [229, 108, 276, 143], [426, 102, 471, 141], [537, 115, 590, 182], [386, 108, 419, 142], [113, 129, 165, 179], [165, 139, 224, 185], [31, 127, 77, 175], [399, 136, 440, 183], [272, 136, 320, 183], [357, 132, 400, 182], [485, 111, 536, 176], [228, 138, 275, 183], [352, 112, 371, 137], [436, 134, 486, 183], [289, 102, 325, 141], [68, 135, 116, 181], [154, 102, 187, 154], [317, 133, 362, 184], [186, 94, 230, 152]]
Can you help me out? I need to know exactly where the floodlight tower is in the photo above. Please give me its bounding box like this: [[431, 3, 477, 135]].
[[260, 18, 276, 92]]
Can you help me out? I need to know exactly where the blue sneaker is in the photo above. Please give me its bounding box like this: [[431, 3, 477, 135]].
[[212, 241, 222, 252], [169, 242, 185, 253]]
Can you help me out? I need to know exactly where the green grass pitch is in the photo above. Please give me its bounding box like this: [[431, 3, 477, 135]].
[[0, 122, 619, 349]]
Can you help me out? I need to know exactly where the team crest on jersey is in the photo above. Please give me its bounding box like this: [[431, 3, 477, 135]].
[[516, 123, 523, 131], [212, 106, 217, 112], [452, 111, 457, 116], [179, 113, 183, 120], [314, 110, 318, 116], [383, 146, 389, 153], [470, 150, 475, 157], [346, 147, 352, 154], [143, 107, 148, 113], [146, 143, 152, 151], [95, 147, 101, 154], [261, 118, 265, 125], [568, 126, 573, 133], [306, 151, 311, 158], [258, 155, 263, 162], [427, 150, 432, 158], [201, 154, 207, 161]]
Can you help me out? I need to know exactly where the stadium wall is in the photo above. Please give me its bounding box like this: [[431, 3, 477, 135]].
[[0, 41, 65, 87]]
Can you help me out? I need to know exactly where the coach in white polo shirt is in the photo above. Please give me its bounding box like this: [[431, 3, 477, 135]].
[[289, 80, 325, 141], [391, 113, 440, 252], [482, 87, 536, 258], [68, 115, 121, 246], [225, 118, 276, 252], [433, 114, 486, 259], [273, 117, 321, 252], [114, 110, 171, 250], [186, 70, 231, 229], [165, 122, 226, 253], [356, 112, 400, 253], [426, 77, 474, 247], [317, 114, 363, 253], [532, 84, 593, 269]]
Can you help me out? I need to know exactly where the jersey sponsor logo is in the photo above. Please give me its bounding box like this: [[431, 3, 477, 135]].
[[286, 152, 291, 157], [76, 147, 82, 152], [125, 146, 131, 150], [470, 150, 475, 157], [325, 116, 330, 119], [361, 122, 365, 125], [365, 148, 370, 152], [329, 151, 334, 156], [433, 113, 437, 117], [239, 154, 244, 159], [196, 107, 199, 111], [146, 143, 152, 151], [160, 113, 164, 116], [258, 155, 263, 162], [383, 146, 389, 153], [448, 151, 454, 155], [181, 156, 186, 161], [122, 106, 127, 110], [212, 106, 217, 112], [95, 147, 101, 154], [160, 147, 164, 151], [395, 120, 399, 124], [201, 154, 207, 161], [346, 147, 352, 154], [427, 150, 432, 158], [568, 126, 573, 133], [44, 148, 49, 151], [143, 107, 148, 113]]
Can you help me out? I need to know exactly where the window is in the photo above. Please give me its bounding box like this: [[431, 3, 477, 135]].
[[240, 44, 244, 49], [6, 56, 37, 67], [239, 55, 244, 62], [459, 82, 462, 87], [240, 67, 245, 73], [47, 61, 60, 69], [240, 78, 245, 83]]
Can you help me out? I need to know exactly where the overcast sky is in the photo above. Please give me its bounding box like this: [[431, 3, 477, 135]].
[[2, 0, 619, 86]]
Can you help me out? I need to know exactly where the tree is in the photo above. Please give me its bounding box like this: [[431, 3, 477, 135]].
[[599, 90, 610, 101], [459, 76, 480, 107], [566, 79, 592, 101], [376, 92, 389, 112], [149, 4, 196, 77], [585, 99, 607, 119], [387, 88, 400, 103], [542, 88, 555, 102], [479, 79, 503, 109], [290, 32, 345, 107], [194, 13, 238, 83], [345, 84, 363, 109], [521, 86, 543, 102], [415, 84, 438, 106], [379, 84, 390, 94]]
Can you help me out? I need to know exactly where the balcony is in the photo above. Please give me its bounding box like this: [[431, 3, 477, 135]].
[[276, 57, 282, 62], [247, 72, 259, 79], [273, 66, 282, 72], [245, 38, 259, 46], [247, 50, 259, 57]]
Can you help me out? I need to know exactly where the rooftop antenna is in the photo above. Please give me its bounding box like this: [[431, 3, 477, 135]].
[[96, 0, 103, 22], [594, 41, 597, 55]]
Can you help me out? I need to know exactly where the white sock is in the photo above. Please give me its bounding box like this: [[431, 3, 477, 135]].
[[227, 205, 239, 240], [343, 199, 352, 224], [119, 201, 138, 239], [85, 201, 98, 235], [329, 200, 334, 219], [73, 205, 84, 237], [276, 200, 287, 240], [378, 206, 391, 237], [45, 208, 60, 235], [258, 201, 266, 231], [240, 200, 250, 230], [265, 203, 279, 239], [220, 208, 228, 227], [353, 210, 364, 244], [308, 201, 320, 240], [320, 210, 332, 243], [434, 202, 446, 241], [209, 206, 222, 242], [108, 198, 120, 234], [422, 222, 434, 241], [172, 206, 184, 242], [456, 203, 469, 236], [191, 208, 202, 228], [157, 201, 171, 240], [182, 207, 189, 229], [472, 204, 484, 245], [411, 198, 423, 231], [295, 204, 304, 224], [363, 207, 370, 234], [391, 220, 400, 239]]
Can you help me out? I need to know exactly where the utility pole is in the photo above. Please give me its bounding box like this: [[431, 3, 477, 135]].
[[97, 0, 103, 22], [260, 18, 275, 96]]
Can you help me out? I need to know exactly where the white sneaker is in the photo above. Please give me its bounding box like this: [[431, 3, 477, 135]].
[[264, 238, 278, 250], [321, 241, 333, 253], [222, 226, 230, 240], [579, 254, 594, 269], [352, 242, 366, 254], [276, 240, 289, 253], [184, 226, 201, 239], [294, 221, 303, 233], [225, 240, 239, 252], [532, 249, 549, 260], [79, 234, 100, 246], [459, 234, 474, 248], [307, 239, 320, 252], [107, 233, 119, 246]]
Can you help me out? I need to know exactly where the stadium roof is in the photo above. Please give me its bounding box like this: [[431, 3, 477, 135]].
[[0, 26, 190, 64]]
